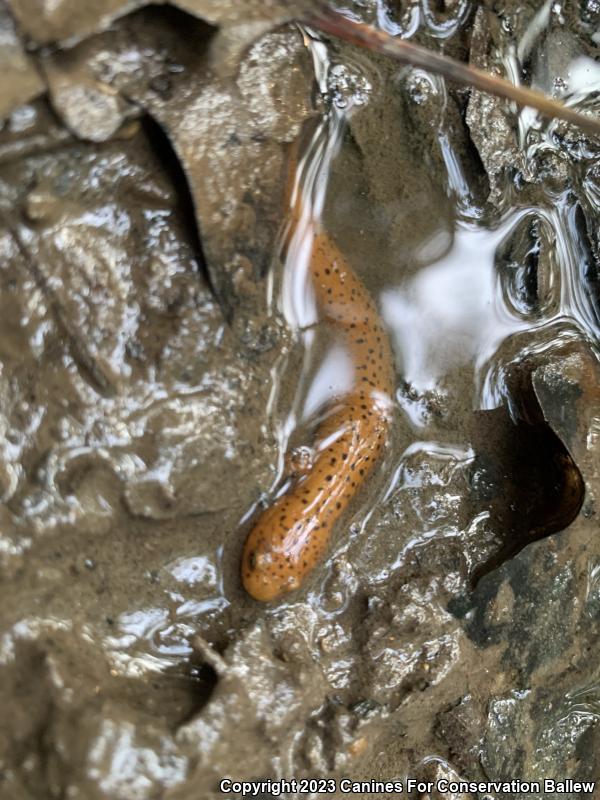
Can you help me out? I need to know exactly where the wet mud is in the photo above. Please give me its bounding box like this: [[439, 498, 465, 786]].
[[0, 1, 600, 799]]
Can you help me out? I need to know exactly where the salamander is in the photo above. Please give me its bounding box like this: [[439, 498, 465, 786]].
[[241, 172, 395, 602]]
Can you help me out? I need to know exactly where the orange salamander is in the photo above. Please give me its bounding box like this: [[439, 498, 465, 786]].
[[242, 174, 395, 602]]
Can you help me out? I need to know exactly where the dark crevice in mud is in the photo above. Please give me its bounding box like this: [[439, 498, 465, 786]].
[[521, 220, 541, 311], [179, 660, 219, 723], [468, 375, 585, 587], [134, 1, 217, 40], [140, 114, 217, 305], [349, 593, 382, 696], [458, 116, 491, 201], [495, 213, 542, 316], [573, 199, 600, 326]]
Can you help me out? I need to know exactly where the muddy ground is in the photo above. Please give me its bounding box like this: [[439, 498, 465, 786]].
[[0, 1, 599, 798]]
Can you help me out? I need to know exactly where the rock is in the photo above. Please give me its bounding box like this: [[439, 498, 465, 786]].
[[0, 0, 44, 121]]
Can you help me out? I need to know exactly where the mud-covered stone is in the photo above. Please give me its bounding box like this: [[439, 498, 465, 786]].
[[35, 5, 316, 323], [0, 0, 43, 119]]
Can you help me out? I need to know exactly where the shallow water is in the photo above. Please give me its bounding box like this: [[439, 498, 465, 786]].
[[262, 23, 599, 560]]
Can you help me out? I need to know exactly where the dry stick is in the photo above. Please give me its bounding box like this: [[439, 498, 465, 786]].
[[304, 5, 600, 138]]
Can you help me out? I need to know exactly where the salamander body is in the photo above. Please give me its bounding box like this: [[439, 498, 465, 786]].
[[242, 194, 394, 602]]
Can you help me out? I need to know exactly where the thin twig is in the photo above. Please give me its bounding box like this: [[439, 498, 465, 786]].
[[304, 4, 600, 138]]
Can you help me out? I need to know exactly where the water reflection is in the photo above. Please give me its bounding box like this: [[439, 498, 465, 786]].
[[381, 216, 532, 397], [375, 0, 471, 40], [381, 191, 600, 410]]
